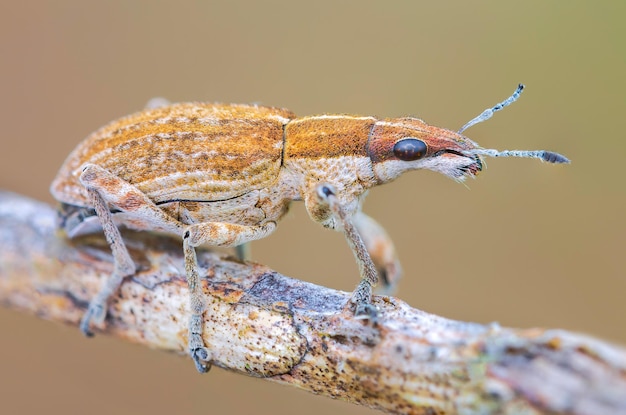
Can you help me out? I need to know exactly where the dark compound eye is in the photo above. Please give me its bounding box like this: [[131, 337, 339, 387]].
[[392, 138, 427, 161]]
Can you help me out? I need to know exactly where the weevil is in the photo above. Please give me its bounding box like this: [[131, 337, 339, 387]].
[[50, 84, 569, 373]]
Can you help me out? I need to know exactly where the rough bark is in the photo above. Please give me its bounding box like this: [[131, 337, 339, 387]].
[[1, 190, 625, 415]]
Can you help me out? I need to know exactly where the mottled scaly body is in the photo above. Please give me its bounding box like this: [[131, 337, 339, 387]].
[[51, 105, 480, 237], [51, 86, 569, 373], [52, 104, 297, 234]]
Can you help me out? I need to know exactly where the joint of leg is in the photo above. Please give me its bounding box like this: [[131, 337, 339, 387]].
[[79, 164, 98, 185], [183, 228, 202, 248], [316, 183, 337, 202], [115, 261, 136, 277], [190, 295, 206, 314], [183, 227, 205, 247]]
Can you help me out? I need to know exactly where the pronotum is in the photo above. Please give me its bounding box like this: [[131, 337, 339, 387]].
[[50, 84, 569, 372]]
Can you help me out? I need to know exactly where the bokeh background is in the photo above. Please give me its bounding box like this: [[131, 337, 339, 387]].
[[1, 2, 624, 414]]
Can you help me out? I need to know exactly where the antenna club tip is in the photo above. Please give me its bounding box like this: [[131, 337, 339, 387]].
[[517, 83, 525, 91], [542, 151, 570, 164]]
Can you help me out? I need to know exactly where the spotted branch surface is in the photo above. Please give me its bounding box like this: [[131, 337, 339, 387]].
[[0, 191, 625, 415]]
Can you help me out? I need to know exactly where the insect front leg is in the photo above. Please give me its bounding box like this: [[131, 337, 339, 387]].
[[183, 220, 277, 372], [310, 183, 380, 321], [353, 211, 402, 295]]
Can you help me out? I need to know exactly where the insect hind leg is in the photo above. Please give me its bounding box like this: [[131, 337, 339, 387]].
[[78, 164, 186, 339], [79, 164, 184, 235], [79, 186, 136, 336]]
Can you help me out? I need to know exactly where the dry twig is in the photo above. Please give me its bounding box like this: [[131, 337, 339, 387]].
[[1, 191, 625, 415]]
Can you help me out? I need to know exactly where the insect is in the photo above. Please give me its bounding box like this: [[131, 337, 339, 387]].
[[50, 84, 569, 373]]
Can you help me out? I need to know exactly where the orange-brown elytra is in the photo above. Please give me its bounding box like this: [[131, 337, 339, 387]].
[[51, 85, 569, 373]]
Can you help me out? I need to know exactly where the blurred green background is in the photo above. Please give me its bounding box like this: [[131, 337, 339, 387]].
[[1, 2, 624, 414]]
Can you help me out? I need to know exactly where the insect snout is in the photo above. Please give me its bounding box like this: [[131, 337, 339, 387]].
[[464, 154, 483, 176], [452, 153, 483, 177], [432, 148, 484, 179]]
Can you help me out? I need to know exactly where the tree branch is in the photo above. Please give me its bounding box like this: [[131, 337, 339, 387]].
[[1, 190, 625, 415]]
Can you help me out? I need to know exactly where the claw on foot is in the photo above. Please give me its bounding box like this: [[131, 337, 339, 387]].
[[80, 302, 106, 337], [81, 326, 95, 338], [80, 313, 94, 337], [191, 347, 211, 373], [354, 302, 379, 324]]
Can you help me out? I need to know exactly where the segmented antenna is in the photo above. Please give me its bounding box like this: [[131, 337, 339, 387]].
[[459, 84, 570, 164], [458, 84, 525, 134], [469, 148, 570, 164]]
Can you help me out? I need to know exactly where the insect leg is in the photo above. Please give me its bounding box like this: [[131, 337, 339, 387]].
[[314, 184, 379, 322], [183, 220, 277, 373], [79, 164, 222, 372], [181, 236, 211, 373], [235, 243, 251, 261], [78, 186, 136, 336], [79, 164, 184, 235], [353, 211, 402, 295]]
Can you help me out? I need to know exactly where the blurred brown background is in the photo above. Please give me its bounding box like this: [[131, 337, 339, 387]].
[[1, 1, 624, 414]]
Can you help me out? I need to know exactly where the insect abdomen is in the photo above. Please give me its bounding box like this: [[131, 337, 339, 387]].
[[51, 103, 296, 207]]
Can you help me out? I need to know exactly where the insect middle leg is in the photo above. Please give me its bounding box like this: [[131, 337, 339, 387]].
[[183, 220, 276, 372]]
